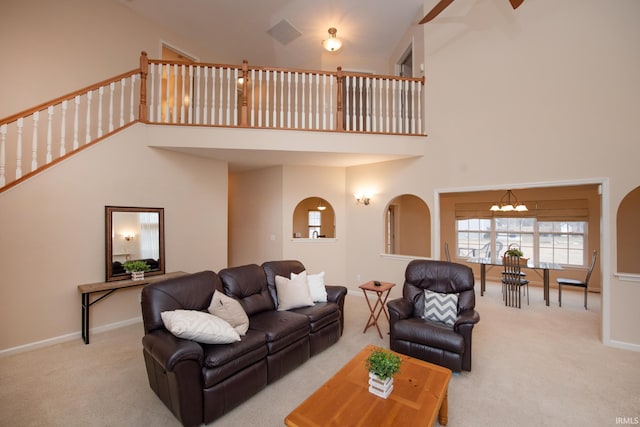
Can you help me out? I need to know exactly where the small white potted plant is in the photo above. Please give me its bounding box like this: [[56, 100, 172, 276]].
[[122, 260, 150, 281], [365, 347, 402, 399]]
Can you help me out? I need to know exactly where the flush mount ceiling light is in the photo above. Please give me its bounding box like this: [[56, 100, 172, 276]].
[[322, 27, 342, 52], [490, 189, 528, 212], [317, 199, 327, 211]]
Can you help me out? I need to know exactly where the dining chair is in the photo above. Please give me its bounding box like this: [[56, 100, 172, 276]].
[[444, 242, 452, 262], [502, 255, 529, 308], [557, 249, 597, 310]]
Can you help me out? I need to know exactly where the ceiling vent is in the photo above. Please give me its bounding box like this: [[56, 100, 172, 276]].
[[267, 19, 302, 46]]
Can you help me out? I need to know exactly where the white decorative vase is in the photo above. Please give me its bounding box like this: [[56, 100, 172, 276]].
[[131, 271, 145, 281], [368, 372, 394, 399]]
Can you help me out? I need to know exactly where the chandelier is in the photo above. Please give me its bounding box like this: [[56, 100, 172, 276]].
[[490, 190, 528, 212]]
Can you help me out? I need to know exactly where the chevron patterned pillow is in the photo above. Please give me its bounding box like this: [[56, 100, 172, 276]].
[[423, 290, 459, 326]]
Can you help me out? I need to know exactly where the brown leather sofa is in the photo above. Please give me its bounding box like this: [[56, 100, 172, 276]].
[[140, 260, 347, 427], [387, 259, 480, 372]]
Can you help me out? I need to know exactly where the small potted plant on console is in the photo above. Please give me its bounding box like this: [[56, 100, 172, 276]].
[[365, 347, 402, 399], [122, 260, 150, 281], [504, 244, 529, 267]]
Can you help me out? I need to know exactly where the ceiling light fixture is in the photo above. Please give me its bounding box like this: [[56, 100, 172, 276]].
[[317, 199, 327, 211], [490, 189, 528, 212], [322, 27, 342, 52]]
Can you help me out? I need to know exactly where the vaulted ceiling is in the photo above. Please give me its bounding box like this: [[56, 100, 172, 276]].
[[119, 0, 425, 73]]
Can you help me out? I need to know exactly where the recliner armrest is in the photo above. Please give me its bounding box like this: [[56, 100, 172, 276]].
[[454, 309, 480, 330], [387, 298, 413, 322], [142, 329, 204, 371], [325, 285, 347, 304]]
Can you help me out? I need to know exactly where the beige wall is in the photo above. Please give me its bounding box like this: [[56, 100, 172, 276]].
[[228, 167, 284, 267], [1, 0, 214, 118], [0, 125, 228, 349], [344, 0, 640, 348]]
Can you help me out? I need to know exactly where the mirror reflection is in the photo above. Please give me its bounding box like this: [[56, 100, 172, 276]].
[[106, 206, 165, 281]]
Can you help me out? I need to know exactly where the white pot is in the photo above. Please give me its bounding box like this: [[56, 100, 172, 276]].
[[368, 372, 394, 399], [131, 271, 145, 281]]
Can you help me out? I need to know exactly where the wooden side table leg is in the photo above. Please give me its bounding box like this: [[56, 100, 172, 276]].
[[438, 388, 449, 426]]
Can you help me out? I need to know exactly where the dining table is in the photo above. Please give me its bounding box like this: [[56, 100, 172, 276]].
[[467, 257, 563, 306]]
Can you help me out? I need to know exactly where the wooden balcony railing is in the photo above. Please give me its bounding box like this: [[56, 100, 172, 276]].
[[0, 52, 425, 193]]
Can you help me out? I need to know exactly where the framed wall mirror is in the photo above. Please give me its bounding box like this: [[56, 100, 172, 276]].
[[105, 206, 165, 282]]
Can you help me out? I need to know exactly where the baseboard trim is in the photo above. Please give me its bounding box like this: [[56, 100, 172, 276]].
[[0, 316, 142, 357], [605, 338, 640, 352]]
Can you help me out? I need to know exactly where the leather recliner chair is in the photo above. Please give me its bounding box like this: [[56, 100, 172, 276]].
[[387, 259, 480, 372]]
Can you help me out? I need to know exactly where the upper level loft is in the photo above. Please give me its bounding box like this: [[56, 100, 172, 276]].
[[0, 52, 427, 193]]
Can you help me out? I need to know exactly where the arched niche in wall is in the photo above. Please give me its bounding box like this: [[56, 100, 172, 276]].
[[616, 186, 640, 274], [292, 197, 335, 238], [384, 194, 431, 257]]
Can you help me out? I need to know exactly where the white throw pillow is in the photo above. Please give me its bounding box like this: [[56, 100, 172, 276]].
[[160, 309, 241, 344], [423, 290, 458, 326], [275, 274, 315, 311], [291, 270, 327, 302], [208, 291, 250, 335]]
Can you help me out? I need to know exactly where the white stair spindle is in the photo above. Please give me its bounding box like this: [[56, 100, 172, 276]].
[[250, 69, 256, 127], [97, 86, 104, 138], [202, 65, 208, 125], [294, 73, 299, 129], [211, 67, 216, 125], [257, 70, 263, 127], [73, 95, 80, 150], [287, 71, 292, 128], [280, 71, 284, 128], [0, 123, 6, 186], [358, 76, 364, 131], [181, 64, 187, 124], [16, 117, 23, 179], [315, 74, 320, 129], [171, 64, 177, 122], [417, 82, 422, 134], [130, 74, 136, 122], [329, 75, 334, 130], [59, 100, 67, 156], [119, 78, 125, 127], [224, 68, 232, 125], [218, 67, 224, 124], [109, 82, 115, 132], [149, 63, 156, 122], [391, 80, 397, 133], [46, 106, 53, 163], [195, 66, 201, 124], [371, 79, 377, 132], [344, 76, 350, 131], [85, 90, 92, 143], [301, 73, 306, 129], [234, 68, 239, 126], [31, 111, 39, 171], [164, 64, 171, 123], [379, 78, 384, 132], [265, 70, 270, 127], [410, 81, 416, 134], [322, 74, 327, 130]]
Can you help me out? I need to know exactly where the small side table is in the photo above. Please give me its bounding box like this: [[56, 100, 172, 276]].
[[359, 281, 396, 339]]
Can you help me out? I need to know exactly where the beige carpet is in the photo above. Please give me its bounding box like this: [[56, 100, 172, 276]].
[[1, 282, 639, 426]]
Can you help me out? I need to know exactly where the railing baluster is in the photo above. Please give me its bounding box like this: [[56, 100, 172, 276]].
[[265, 70, 271, 127], [301, 73, 306, 129], [31, 111, 39, 171], [181, 64, 187, 124], [294, 73, 299, 129], [225, 67, 231, 125], [73, 96, 80, 150], [234, 68, 239, 127], [315, 74, 320, 130], [257, 70, 263, 127], [119, 79, 125, 127], [16, 118, 23, 179], [60, 100, 67, 156], [85, 90, 92, 143], [211, 67, 216, 125], [130, 74, 136, 123], [0, 124, 6, 186], [195, 66, 201, 125], [271, 70, 277, 127], [287, 72, 292, 128], [280, 71, 285, 128], [371, 79, 377, 132], [149, 64, 155, 122], [109, 82, 115, 132], [358, 76, 363, 131], [46, 106, 53, 163], [417, 82, 422, 134], [97, 86, 104, 138], [250, 69, 256, 127], [329, 75, 334, 130]]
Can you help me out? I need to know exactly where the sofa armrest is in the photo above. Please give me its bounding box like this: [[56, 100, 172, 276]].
[[387, 298, 413, 323], [142, 329, 204, 371], [326, 285, 347, 305], [454, 309, 480, 330]]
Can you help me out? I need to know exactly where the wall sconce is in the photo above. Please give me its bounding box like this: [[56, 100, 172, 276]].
[[489, 189, 528, 212], [123, 232, 135, 241], [355, 193, 371, 205], [322, 28, 342, 52]]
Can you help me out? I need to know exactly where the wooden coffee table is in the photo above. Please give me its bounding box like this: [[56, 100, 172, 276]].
[[285, 345, 452, 426]]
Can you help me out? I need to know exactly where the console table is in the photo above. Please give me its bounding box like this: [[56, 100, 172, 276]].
[[77, 271, 187, 344]]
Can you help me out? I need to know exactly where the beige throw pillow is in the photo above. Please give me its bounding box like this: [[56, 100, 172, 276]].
[[275, 274, 315, 311], [208, 291, 249, 335], [160, 310, 241, 344], [291, 270, 328, 302]]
